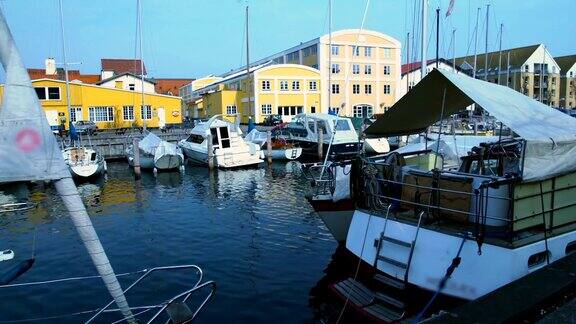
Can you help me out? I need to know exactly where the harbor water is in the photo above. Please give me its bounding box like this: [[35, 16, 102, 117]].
[[0, 162, 342, 323]]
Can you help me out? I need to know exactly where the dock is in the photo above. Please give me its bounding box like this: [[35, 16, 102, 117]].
[[420, 251, 576, 323]]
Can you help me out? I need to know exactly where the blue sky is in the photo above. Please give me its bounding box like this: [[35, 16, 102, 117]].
[[0, 0, 574, 80]]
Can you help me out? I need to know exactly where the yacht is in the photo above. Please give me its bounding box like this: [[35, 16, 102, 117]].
[[279, 113, 360, 159], [62, 146, 107, 179], [126, 132, 184, 171], [245, 129, 302, 160], [332, 69, 576, 321], [178, 115, 262, 168]]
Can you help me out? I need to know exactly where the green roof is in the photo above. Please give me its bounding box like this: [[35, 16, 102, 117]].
[[453, 44, 540, 72], [554, 55, 576, 75]]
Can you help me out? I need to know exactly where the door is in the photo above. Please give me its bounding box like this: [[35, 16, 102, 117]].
[[157, 107, 166, 128]]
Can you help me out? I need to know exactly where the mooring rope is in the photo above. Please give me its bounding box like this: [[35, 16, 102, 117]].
[[0, 269, 148, 289]]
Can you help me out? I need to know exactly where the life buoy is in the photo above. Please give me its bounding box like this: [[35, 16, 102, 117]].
[[172, 111, 180, 117]]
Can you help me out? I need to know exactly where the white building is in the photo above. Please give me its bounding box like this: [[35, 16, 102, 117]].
[[96, 72, 156, 93]]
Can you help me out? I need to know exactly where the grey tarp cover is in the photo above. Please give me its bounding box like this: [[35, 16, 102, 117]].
[[366, 69, 576, 181], [0, 18, 69, 183]]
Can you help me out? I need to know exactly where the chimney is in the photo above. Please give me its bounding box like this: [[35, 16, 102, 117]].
[[45, 58, 56, 75]]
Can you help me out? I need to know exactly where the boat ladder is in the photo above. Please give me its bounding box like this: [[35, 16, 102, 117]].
[[86, 265, 216, 324]]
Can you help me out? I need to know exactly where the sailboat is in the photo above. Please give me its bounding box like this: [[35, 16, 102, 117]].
[[57, 7, 106, 180], [0, 3, 214, 322]]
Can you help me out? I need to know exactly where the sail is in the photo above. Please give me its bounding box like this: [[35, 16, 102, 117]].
[[0, 13, 68, 183]]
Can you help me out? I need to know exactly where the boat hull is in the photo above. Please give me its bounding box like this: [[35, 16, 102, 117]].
[[69, 160, 106, 178], [308, 197, 354, 242], [180, 144, 262, 169], [293, 140, 361, 159], [345, 209, 576, 300]]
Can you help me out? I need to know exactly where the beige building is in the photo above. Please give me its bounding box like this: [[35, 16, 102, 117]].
[[455, 44, 561, 107], [555, 55, 576, 109], [214, 29, 402, 118]]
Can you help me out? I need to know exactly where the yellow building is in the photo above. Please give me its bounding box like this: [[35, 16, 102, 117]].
[[180, 76, 224, 118], [190, 64, 320, 124], [0, 78, 182, 130]]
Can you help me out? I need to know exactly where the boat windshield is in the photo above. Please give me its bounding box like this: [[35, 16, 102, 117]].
[[334, 119, 351, 131], [187, 134, 204, 144]]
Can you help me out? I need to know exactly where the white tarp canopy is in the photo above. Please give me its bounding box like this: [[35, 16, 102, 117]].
[[366, 69, 576, 182], [139, 132, 181, 161], [245, 129, 267, 146]]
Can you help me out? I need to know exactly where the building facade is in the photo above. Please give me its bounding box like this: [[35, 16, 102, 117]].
[[97, 72, 156, 93], [180, 76, 225, 118], [0, 79, 182, 130], [189, 64, 320, 124], [455, 44, 561, 107], [207, 29, 401, 118], [555, 55, 576, 109]]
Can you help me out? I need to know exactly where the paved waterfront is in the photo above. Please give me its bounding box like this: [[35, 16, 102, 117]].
[[0, 162, 337, 323]]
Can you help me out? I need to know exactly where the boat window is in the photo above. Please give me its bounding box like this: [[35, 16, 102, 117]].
[[90, 152, 96, 161], [290, 106, 296, 115], [221, 139, 231, 148], [334, 120, 351, 131], [566, 241, 576, 255], [187, 134, 204, 144], [308, 121, 316, 133], [220, 126, 229, 139], [317, 121, 327, 134], [482, 159, 499, 176], [210, 128, 219, 146], [528, 251, 549, 268], [219, 126, 230, 148]]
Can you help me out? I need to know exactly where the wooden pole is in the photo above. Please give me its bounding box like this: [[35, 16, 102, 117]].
[[317, 129, 324, 161], [207, 133, 215, 170], [266, 130, 272, 164], [133, 138, 141, 179]]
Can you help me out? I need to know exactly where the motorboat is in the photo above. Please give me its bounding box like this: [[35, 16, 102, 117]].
[[333, 69, 576, 321], [245, 129, 302, 160], [178, 115, 263, 168], [279, 113, 361, 159], [126, 132, 184, 171], [62, 146, 107, 179]]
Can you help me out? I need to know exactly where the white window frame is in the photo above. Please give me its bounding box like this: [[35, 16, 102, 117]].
[[226, 105, 237, 115], [352, 64, 360, 75], [89, 106, 114, 122], [331, 45, 339, 56], [383, 48, 391, 59], [34, 86, 61, 100], [292, 81, 300, 91], [331, 63, 340, 74], [365, 84, 372, 94], [261, 80, 271, 91], [280, 80, 289, 91], [352, 46, 360, 57], [309, 81, 317, 91], [364, 46, 372, 57], [352, 84, 360, 94], [123, 105, 134, 121], [383, 65, 391, 75], [261, 104, 272, 115], [365, 65, 372, 75], [384, 84, 391, 94], [140, 105, 152, 120], [70, 107, 82, 122], [331, 84, 340, 94]]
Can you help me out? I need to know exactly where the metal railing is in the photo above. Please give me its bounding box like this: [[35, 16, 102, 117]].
[[86, 264, 216, 323]]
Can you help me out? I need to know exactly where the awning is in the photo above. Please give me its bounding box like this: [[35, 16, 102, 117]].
[[366, 69, 576, 181]]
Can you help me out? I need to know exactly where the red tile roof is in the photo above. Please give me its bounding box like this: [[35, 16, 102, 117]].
[[153, 78, 195, 96], [27, 68, 101, 84], [101, 58, 146, 75]]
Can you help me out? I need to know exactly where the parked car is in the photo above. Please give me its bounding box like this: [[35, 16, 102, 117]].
[[74, 121, 98, 135], [263, 114, 282, 126]]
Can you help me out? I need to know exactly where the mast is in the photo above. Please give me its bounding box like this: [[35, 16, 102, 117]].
[[540, 45, 546, 103], [498, 23, 503, 85], [452, 28, 456, 69], [506, 50, 510, 87], [245, 5, 251, 123], [484, 4, 489, 81], [58, 0, 72, 139], [421, 0, 427, 79], [328, 0, 332, 114], [472, 7, 480, 78], [406, 32, 410, 92], [435, 8, 439, 68], [138, 0, 146, 131]]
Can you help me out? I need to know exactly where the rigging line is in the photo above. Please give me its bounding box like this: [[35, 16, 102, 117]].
[[0, 269, 149, 289], [0, 309, 99, 323]]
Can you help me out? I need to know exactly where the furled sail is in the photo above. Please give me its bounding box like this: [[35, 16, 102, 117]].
[[0, 8, 135, 322]]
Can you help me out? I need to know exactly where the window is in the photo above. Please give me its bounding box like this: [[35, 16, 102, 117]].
[[261, 80, 270, 91], [310, 106, 316, 113], [524, 65, 529, 72], [365, 84, 372, 94], [261, 104, 272, 115], [383, 65, 391, 75], [352, 46, 360, 56], [286, 51, 299, 62], [302, 45, 317, 57], [280, 80, 289, 91], [226, 105, 237, 115], [353, 105, 373, 118], [309, 81, 318, 91], [570, 71, 574, 78], [140, 105, 152, 120], [69, 107, 82, 122], [365, 65, 372, 75], [335, 120, 351, 130], [331, 63, 340, 74], [292, 81, 300, 91], [383, 84, 391, 94], [330, 107, 340, 115], [129, 83, 135, 91], [383, 48, 392, 59], [34, 87, 60, 100], [277, 106, 303, 116], [352, 84, 360, 94], [352, 64, 360, 74], [331, 84, 340, 94], [331, 45, 339, 56], [364, 46, 372, 57], [89, 106, 114, 122], [123, 105, 134, 120]]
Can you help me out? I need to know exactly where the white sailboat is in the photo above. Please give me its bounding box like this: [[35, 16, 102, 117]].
[[126, 132, 184, 171], [245, 128, 302, 160], [179, 115, 263, 168]]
